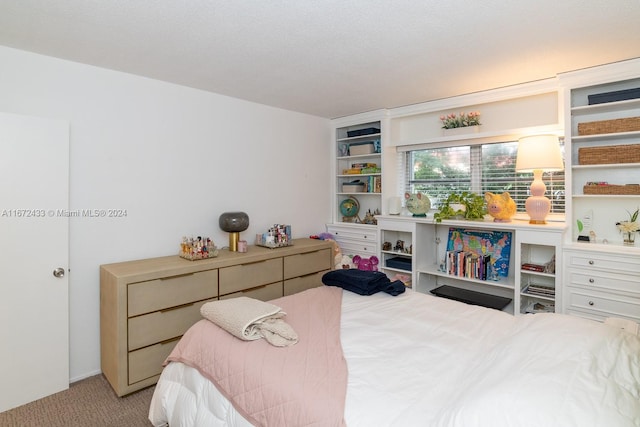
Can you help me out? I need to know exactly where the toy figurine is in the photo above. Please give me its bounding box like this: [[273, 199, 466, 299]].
[[485, 192, 516, 222], [404, 192, 431, 217], [352, 255, 379, 271]]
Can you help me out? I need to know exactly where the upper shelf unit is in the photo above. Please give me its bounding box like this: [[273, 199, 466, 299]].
[[564, 73, 640, 245], [334, 121, 383, 225]]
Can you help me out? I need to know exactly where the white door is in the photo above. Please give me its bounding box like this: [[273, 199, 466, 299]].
[[0, 112, 69, 412]]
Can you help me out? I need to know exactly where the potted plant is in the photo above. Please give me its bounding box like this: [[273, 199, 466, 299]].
[[440, 111, 481, 129], [616, 207, 639, 245], [433, 191, 487, 223]]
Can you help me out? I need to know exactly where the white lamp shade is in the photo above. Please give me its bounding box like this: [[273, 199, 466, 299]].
[[515, 135, 564, 172]]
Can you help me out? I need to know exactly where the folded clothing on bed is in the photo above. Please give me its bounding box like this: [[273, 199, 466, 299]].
[[322, 269, 406, 296], [200, 297, 298, 347]]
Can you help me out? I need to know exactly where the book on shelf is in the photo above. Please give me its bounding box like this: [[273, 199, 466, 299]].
[[446, 250, 491, 280], [521, 263, 545, 272], [524, 283, 555, 297]]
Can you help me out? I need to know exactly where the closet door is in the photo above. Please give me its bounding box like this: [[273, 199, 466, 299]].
[[0, 112, 69, 412]]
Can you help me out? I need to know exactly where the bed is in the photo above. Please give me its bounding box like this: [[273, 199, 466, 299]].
[[149, 284, 640, 427]]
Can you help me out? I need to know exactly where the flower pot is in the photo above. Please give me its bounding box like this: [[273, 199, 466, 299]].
[[442, 126, 481, 137], [623, 232, 636, 246]]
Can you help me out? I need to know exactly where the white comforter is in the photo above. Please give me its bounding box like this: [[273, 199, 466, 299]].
[[150, 289, 640, 427]]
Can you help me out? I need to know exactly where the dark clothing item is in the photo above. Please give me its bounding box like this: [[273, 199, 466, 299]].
[[322, 269, 406, 296]]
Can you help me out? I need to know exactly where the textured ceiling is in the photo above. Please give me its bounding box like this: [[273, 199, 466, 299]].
[[1, 0, 640, 118]]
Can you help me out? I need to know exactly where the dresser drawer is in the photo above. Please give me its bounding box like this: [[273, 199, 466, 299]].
[[128, 338, 180, 384], [566, 288, 640, 322], [128, 270, 218, 316], [128, 299, 212, 351], [219, 281, 283, 301], [219, 258, 283, 295], [284, 248, 331, 279], [284, 270, 328, 296], [567, 253, 640, 275], [568, 269, 640, 297], [338, 241, 377, 257], [329, 228, 377, 242]]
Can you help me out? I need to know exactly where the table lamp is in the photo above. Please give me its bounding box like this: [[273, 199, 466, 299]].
[[219, 211, 249, 251], [515, 135, 564, 224]]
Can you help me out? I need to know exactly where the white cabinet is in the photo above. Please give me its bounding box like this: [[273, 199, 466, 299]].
[[326, 223, 378, 259], [564, 246, 640, 323], [559, 62, 640, 245], [375, 216, 565, 315], [517, 229, 562, 314]]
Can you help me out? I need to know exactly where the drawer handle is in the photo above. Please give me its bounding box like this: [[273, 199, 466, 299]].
[[237, 260, 270, 267], [160, 272, 195, 280], [159, 301, 200, 313], [157, 336, 182, 346], [242, 284, 267, 293], [588, 301, 594, 306], [364, 235, 367, 239], [588, 260, 594, 265], [589, 278, 594, 284]]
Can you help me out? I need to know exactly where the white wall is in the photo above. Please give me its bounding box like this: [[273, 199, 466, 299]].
[[0, 46, 332, 381]]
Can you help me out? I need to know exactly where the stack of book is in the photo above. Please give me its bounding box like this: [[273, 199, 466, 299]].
[[446, 251, 492, 280], [524, 283, 555, 298], [342, 162, 380, 174]]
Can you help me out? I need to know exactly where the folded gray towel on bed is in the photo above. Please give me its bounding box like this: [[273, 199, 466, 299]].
[[200, 297, 298, 347]]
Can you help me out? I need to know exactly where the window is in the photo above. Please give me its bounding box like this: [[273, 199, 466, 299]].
[[404, 140, 565, 213]]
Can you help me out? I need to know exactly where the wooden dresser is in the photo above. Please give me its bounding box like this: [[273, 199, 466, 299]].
[[100, 238, 332, 396]]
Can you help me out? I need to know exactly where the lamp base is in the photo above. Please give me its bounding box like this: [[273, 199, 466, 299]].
[[525, 195, 551, 225], [228, 232, 240, 251], [528, 219, 547, 225]]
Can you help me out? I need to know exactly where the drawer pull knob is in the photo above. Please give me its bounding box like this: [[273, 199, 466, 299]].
[[588, 301, 594, 306], [589, 278, 594, 283], [588, 260, 594, 265]]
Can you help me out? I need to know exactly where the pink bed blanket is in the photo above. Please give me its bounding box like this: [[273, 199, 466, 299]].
[[164, 285, 347, 427]]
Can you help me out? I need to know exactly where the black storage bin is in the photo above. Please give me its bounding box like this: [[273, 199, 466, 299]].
[[386, 256, 412, 271], [347, 127, 380, 138], [588, 87, 640, 105]]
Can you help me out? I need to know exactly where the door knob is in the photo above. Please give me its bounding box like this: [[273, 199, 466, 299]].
[[53, 267, 65, 278]]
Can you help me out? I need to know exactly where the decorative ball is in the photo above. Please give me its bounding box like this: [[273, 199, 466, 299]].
[[218, 211, 250, 232], [404, 192, 431, 217], [339, 197, 360, 218]]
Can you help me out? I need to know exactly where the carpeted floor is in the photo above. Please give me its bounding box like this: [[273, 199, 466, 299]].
[[0, 374, 155, 427]]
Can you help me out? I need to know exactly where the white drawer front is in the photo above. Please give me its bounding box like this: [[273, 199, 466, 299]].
[[328, 227, 377, 242], [568, 269, 640, 297], [338, 241, 377, 257], [567, 253, 640, 275], [567, 288, 640, 322]]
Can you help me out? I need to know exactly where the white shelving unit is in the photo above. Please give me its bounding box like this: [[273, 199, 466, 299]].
[[559, 64, 640, 246], [375, 215, 565, 316], [377, 218, 415, 288], [335, 121, 383, 224]]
